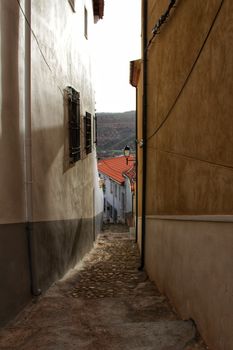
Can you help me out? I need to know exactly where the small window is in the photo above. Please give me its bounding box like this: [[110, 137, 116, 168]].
[[114, 184, 117, 198], [110, 181, 113, 193], [67, 87, 81, 163], [68, 0, 76, 12], [109, 205, 113, 218], [84, 7, 88, 39], [121, 193, 125, 210], [93, 114, 97, 145], [84, 112, 92, 154], [114, 209, 117, 223]]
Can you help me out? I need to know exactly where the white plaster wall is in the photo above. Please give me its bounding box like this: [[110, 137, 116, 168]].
[[119, 184, 126, 222], [125, 177, 133, 214], [100, 174, 126, 223], [0, 0, 102, 327], [30, 0, 97, 222], [93, 157, 103, 217], [104, 177, 115, 222], [0, 0, 99, 224]]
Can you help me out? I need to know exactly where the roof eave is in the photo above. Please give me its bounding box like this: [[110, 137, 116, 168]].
[[129, 59, 141, 87], [99, 171, 124, 186], [93, 0, 104, 23]]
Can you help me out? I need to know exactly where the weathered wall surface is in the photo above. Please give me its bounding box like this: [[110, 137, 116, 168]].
[[146, 0, 233, 215], [101, 175, 126, 224], [144, 0, 233, 349], [30, 0, 98, 293], [145, 217, 233, 350], [94, 170, 104, 237], [0, 2, 26, 225], [0, 0, 101, 326], [31, 0, 95, 222], [0, 0, 31, 326]]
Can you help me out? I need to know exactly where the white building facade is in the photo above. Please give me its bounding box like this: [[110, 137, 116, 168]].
[[98, 156, 135, 225], [0, 0, 103, 327]]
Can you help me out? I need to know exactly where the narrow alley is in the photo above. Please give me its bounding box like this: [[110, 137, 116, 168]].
[[1, 1, 233, 349], [0, 226, 206, 350]]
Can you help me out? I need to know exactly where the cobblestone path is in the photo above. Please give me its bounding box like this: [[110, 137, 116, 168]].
[[0, 228, 207, 350]]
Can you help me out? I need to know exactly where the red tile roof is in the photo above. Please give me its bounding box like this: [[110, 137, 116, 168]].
[[98, 156, 135, 184], [124, 166, 136, 183]]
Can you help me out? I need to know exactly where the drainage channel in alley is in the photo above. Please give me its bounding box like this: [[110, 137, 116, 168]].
[[0, 224, 208, 349]]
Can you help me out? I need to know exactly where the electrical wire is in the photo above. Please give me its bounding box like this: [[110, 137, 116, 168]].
[[17, 0, 94, 161], [16, 0, 52, 73], [147, 0, 225, 142], [16, 0, 69, 99], [149, 146, 233, 172]]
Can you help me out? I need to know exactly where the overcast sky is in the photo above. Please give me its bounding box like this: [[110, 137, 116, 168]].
[[92, 0, 141, 113]]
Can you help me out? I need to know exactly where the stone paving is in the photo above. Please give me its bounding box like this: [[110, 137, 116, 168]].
[[0, 225, 208, 350]]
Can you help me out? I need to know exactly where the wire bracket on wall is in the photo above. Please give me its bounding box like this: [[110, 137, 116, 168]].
[[136, 139, 144, 148], [146, 0, 177, 51]]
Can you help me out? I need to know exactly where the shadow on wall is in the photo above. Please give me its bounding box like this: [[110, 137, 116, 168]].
[[0, 1, 25, 220], [0, 1, 96, 327], [0, 1, 31, 327], [63, 89, 71, 173]]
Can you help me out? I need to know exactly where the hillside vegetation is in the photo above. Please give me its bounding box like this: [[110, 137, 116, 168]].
[[97, 111, 136, 158]]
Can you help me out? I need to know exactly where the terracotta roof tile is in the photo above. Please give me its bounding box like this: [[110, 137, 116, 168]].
[[98, 156, 135, 184], [124, 166, 136, 183]]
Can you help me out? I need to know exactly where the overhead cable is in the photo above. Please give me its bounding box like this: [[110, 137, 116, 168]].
[[147, 0, 225, 142], [149, 146, 233, 172]]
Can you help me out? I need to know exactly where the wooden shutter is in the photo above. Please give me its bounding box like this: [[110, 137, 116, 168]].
[[67, 87, 81, 163], [85, 112, 92, 155]]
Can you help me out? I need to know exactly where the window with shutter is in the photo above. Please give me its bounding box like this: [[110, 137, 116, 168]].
[[84, 7, 88, 39], [67, 87, 81, 163], [84, 112, 92, 155], [93, 114, 97, 145]]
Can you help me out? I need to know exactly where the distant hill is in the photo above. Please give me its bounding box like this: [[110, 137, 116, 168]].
[[96, 111, 136, 159]]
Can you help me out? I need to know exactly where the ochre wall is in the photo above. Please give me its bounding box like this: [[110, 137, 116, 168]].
[[146, 0, 233, 215], [136, 65, 143, 251], [143, 1, 233, 349]]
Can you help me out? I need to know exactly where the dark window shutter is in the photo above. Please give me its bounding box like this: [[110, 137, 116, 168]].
[[84, 112, 92, 155], [67, 87, 81, 163], [94, 114, 97, 145]]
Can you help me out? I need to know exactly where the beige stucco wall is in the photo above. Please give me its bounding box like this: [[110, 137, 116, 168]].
[[146, 0, 233, 215], [145, 217, 233, 350], [143, 0, 233, 349]]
